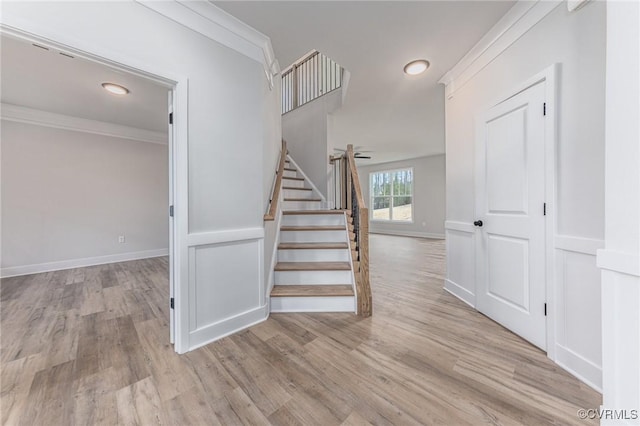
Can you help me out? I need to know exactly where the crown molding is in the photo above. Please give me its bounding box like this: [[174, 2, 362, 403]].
[[135, 0, 280, 88], [1, 103, 167, 145], [438, 0, 562, 99]]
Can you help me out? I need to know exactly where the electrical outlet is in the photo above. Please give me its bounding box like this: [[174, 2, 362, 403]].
[[118, 235, 125, 243]]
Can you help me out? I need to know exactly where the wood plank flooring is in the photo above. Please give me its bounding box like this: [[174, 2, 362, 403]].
[[1, 235, 601, 425]]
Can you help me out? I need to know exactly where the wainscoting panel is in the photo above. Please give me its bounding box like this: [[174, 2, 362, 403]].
[[187, 229, 266, 350], [444, 223, 476, 306], [554, 236, 604, 391]]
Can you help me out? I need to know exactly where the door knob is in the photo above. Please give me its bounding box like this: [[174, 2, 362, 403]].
[[474, 220, 483, 227]]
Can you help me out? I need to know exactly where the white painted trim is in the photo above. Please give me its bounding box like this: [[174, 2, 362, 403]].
[[186, 227, 264, 247], [0, 103, 167, 145], [555, 344, 603, 392], [286, 155, 327, 203], [188, 304, 268, 351], [266, 199, 285, 300], [370, 229, 444, 240], [596, 249, 640, 278], [270, 296, 356, 313], [444, 220, 475, 233], [135, 0, 279, 87], [1, 248, 168, 278], [555, 235, 604, 256], [444, 279, 475, 307], [438, 0, 561, 99]]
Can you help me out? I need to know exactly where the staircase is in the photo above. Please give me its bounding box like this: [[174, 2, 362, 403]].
[[270, 158, 357, 313]]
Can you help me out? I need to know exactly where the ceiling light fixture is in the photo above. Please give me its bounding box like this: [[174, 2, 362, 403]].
[[101, 82, 129, 95], [403, 59, 430, 76]]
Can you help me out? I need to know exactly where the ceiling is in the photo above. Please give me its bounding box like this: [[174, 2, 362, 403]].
[[1, 35, 169, 133], [215, 1, 515, 164]]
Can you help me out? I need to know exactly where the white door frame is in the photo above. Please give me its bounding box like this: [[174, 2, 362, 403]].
[[0, 26, 191, 354], [478, 64, 558, 358]]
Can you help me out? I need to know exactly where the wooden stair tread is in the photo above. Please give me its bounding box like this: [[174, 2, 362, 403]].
[[278, 242, 349, 250], [280, 226, 344, 231], [274, 262, 351, 271], [283, 210, 350, 215], [283, 186, 312, 191], [284, 167, 297, 172], [284, 198, 322, 201], [283, 176, 304, 181], [271, 285, 354, 297]]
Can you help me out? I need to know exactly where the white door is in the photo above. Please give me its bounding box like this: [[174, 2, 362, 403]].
[[475, 82, 547, 350]]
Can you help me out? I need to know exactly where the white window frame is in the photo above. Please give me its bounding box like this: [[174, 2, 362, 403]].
[[369, 167, 414, 223]]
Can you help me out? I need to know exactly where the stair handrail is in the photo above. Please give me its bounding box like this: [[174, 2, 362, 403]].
[[264, 140, 287, 221], [344, 144, 372, 316]]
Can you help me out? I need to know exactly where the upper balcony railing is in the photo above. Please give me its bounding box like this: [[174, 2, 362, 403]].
[[281, 50, 343, 114]]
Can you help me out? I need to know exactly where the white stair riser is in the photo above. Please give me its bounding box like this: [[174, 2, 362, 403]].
[[283, 189, 316, 199], [279, 230, 346, 243], [278, 249, 350, 262], [282, 179, 305, 188], [270, 296, 355, 313], [282, 200, 322, 210], [281, 215, 345, 226], [275, 270, 352, 285], [283, 170, 298, 178]]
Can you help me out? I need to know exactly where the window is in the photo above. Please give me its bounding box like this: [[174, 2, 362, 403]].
[[370, 168, 413, 222]]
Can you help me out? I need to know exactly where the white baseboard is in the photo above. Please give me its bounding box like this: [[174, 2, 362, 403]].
[[1, 248, 169, 278], [555, 344, 603, 393], [370, 229, 445, 239], [187, 304, 268, 351], [444, 279, 475, 307]]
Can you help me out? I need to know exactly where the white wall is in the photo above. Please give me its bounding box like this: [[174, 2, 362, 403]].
[[599, 1, 640, 422], [1, 121, 168, 275], [282, 88, 342, 197], [358, 155, 445, 239], [443, 2, 605, 389], [0, 0, 280, 352]]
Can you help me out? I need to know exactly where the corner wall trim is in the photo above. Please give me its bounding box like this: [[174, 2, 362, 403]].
[[135, 0, 279, 87], [438, 0, 562, 99], [186, 227, 264, 247], [444, 220, 475, 233], [1, 248, 169, 278], [1, 103, 167, 145], [370, 229, 444, 240], [554, 235, 604, 256], [596, 249, 640, 277]]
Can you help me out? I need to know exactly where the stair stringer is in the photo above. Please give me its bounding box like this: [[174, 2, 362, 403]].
[[286, 155, 327, 208]]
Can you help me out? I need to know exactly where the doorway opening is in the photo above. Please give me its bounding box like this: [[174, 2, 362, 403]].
[[0, 30, 178, 346]]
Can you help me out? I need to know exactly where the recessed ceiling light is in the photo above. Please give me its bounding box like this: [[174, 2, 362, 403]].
[[101, 82, 129, 95], [404, 59, 430, 76]]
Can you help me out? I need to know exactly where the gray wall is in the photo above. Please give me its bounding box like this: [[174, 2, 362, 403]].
[[358, 155, 445, 238], [1, 121, 168, 270], [282, 89, 342, 197]]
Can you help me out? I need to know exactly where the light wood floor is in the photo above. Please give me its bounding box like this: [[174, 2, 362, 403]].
[[1, 235, 601, 425]]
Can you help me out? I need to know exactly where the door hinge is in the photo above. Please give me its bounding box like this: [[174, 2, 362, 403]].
[[170, 297, 174, 309], [543, 202, 546, 216], [169, 205, 174, 217], [543, 103, 547, 116], [544, 303, 547, 316], [169, 112, 173, 125]]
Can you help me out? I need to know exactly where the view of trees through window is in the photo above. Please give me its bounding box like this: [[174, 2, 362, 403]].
[[370, 168, 413, 221]]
